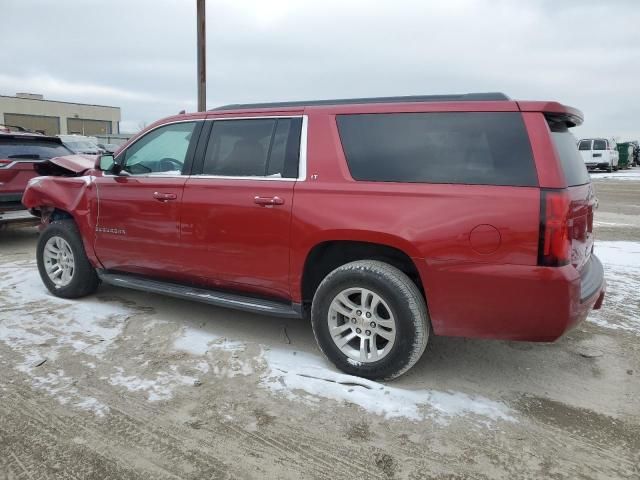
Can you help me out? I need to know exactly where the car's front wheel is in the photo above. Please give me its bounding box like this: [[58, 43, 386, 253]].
[[36, 220, 99, 298], [311, 260, 429, 380]]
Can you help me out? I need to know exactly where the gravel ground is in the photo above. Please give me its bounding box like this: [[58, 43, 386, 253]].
[[1, 170, 639, 479]]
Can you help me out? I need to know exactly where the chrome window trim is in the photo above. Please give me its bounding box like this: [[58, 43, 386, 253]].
[[187, 175, 298, 182], [108, 115, 308, 181]]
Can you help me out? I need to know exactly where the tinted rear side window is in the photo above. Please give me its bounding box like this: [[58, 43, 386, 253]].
[[549, 123, 590, 186], [0, 138, 73, 159], [202, 118, 301, 178], [336, 112, 537, 186]]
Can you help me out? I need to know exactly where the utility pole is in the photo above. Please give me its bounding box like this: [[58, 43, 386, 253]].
[[197, 0, 206, 112]]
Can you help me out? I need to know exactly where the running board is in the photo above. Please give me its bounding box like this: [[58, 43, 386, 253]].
[[97, 271, 303, 318]]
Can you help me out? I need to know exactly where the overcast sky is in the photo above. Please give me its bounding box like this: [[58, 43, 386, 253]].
[[2, 0, 639, 139]]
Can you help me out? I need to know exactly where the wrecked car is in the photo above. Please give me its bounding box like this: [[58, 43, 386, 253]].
[[22, 93, 606, 380]]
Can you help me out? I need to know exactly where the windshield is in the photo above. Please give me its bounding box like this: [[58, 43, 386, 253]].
[[0, 138, 74, 159]]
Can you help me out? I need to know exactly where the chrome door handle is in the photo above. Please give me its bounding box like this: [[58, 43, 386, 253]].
[[254, 196, 284, 206], [153, 192, 177, 201]]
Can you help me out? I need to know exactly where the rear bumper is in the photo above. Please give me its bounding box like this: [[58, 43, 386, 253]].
[[585, 162, 612, 170], [417, 255, 606, 341]]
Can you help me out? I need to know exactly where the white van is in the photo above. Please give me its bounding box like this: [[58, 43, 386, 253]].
[[578, 138, 619, 172]]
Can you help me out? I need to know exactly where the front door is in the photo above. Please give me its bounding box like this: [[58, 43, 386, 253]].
[[94, 120, 201, 279], [180, 116, 303, 299]]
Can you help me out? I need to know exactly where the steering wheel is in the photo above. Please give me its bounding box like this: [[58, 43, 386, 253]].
[[157, 157, 183, 172]]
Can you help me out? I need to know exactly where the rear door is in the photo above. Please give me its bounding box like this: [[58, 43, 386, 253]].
[[94, 121, 202, 279], [577, 139, 593, 166], [180, 115, 304, 299], [592, 139, 609, 166]]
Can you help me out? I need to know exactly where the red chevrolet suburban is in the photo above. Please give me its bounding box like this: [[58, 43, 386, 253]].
[[22, 93, 605, 380]]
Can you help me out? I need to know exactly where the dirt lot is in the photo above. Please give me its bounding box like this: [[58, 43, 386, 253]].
[[1, 170, 639, 480]]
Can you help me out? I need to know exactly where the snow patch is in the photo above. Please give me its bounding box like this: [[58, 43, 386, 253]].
[[108, 366, 197, 402], [594, 241, 640, 268], [594, 221, 636, 228], [588, 241, 640, 334], [173, 327, 220, 355], [0, 261, 131, 416], [261, 348, 514, 423], [591, 169, 640, 181]]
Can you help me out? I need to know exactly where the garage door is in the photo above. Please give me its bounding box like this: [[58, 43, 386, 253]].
[[67, 118, 112, 135], [3, 113, 60, 135]]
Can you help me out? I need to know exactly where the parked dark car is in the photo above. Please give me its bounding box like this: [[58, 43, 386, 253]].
[[0, 132, 74, 227], [22, 93, 606, 379]]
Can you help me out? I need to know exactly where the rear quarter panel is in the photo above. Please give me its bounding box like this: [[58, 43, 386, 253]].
[[291, 110, 542, 337]]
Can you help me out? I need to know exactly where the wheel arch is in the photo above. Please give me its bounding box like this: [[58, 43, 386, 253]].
[[299, 239, 425, 307], [23, 176, 102, 268]]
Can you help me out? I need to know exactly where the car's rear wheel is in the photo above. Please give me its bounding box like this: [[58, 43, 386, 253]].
[[37, 220, 99, 298], [311, 260, 429, 380]]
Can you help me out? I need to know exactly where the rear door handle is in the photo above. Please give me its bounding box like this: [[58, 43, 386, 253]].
[[153, 192, 177, 202], [254, 196, 284, 206]]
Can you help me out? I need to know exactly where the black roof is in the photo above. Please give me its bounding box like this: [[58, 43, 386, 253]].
[[211, 92, 510, 111]]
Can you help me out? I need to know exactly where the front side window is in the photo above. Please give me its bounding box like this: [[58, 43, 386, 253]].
[[337, 112, 537, 186], [592, 140, 607, 151], [201, 118, 301, 178], [121, 122, 196, 175]]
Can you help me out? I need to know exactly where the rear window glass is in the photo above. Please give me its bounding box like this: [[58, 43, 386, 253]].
[[0, 138, 73, 160], [549, 124, 590, 186], [593, 140, 607, 150], [336, 112, 537, 186], [578, 140, 591, 150]]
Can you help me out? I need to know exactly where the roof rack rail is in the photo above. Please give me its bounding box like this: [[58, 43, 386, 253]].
[[210, 92, 510, 111]]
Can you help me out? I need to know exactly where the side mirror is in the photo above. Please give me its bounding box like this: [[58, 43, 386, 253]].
[[97, 153, 115, 171], [96, 153, 127, 175]]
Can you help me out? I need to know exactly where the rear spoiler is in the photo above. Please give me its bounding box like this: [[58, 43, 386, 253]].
[[517, 101, 584, 127], [0, 133, 64, 143]]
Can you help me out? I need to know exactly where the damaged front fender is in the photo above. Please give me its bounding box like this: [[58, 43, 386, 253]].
[[22, 173, 102, 267]]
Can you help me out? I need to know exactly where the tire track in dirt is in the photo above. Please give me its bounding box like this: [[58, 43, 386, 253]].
[[0, 387, 228, 480]]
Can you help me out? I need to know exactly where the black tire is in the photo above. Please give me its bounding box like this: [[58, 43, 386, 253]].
[[607, 165, 613, 172], [36, 220, 99, 298], [311, 260, 429, 380]]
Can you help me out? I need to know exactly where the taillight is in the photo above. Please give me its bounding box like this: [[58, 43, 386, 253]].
[[538, 189, 571, 267]]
